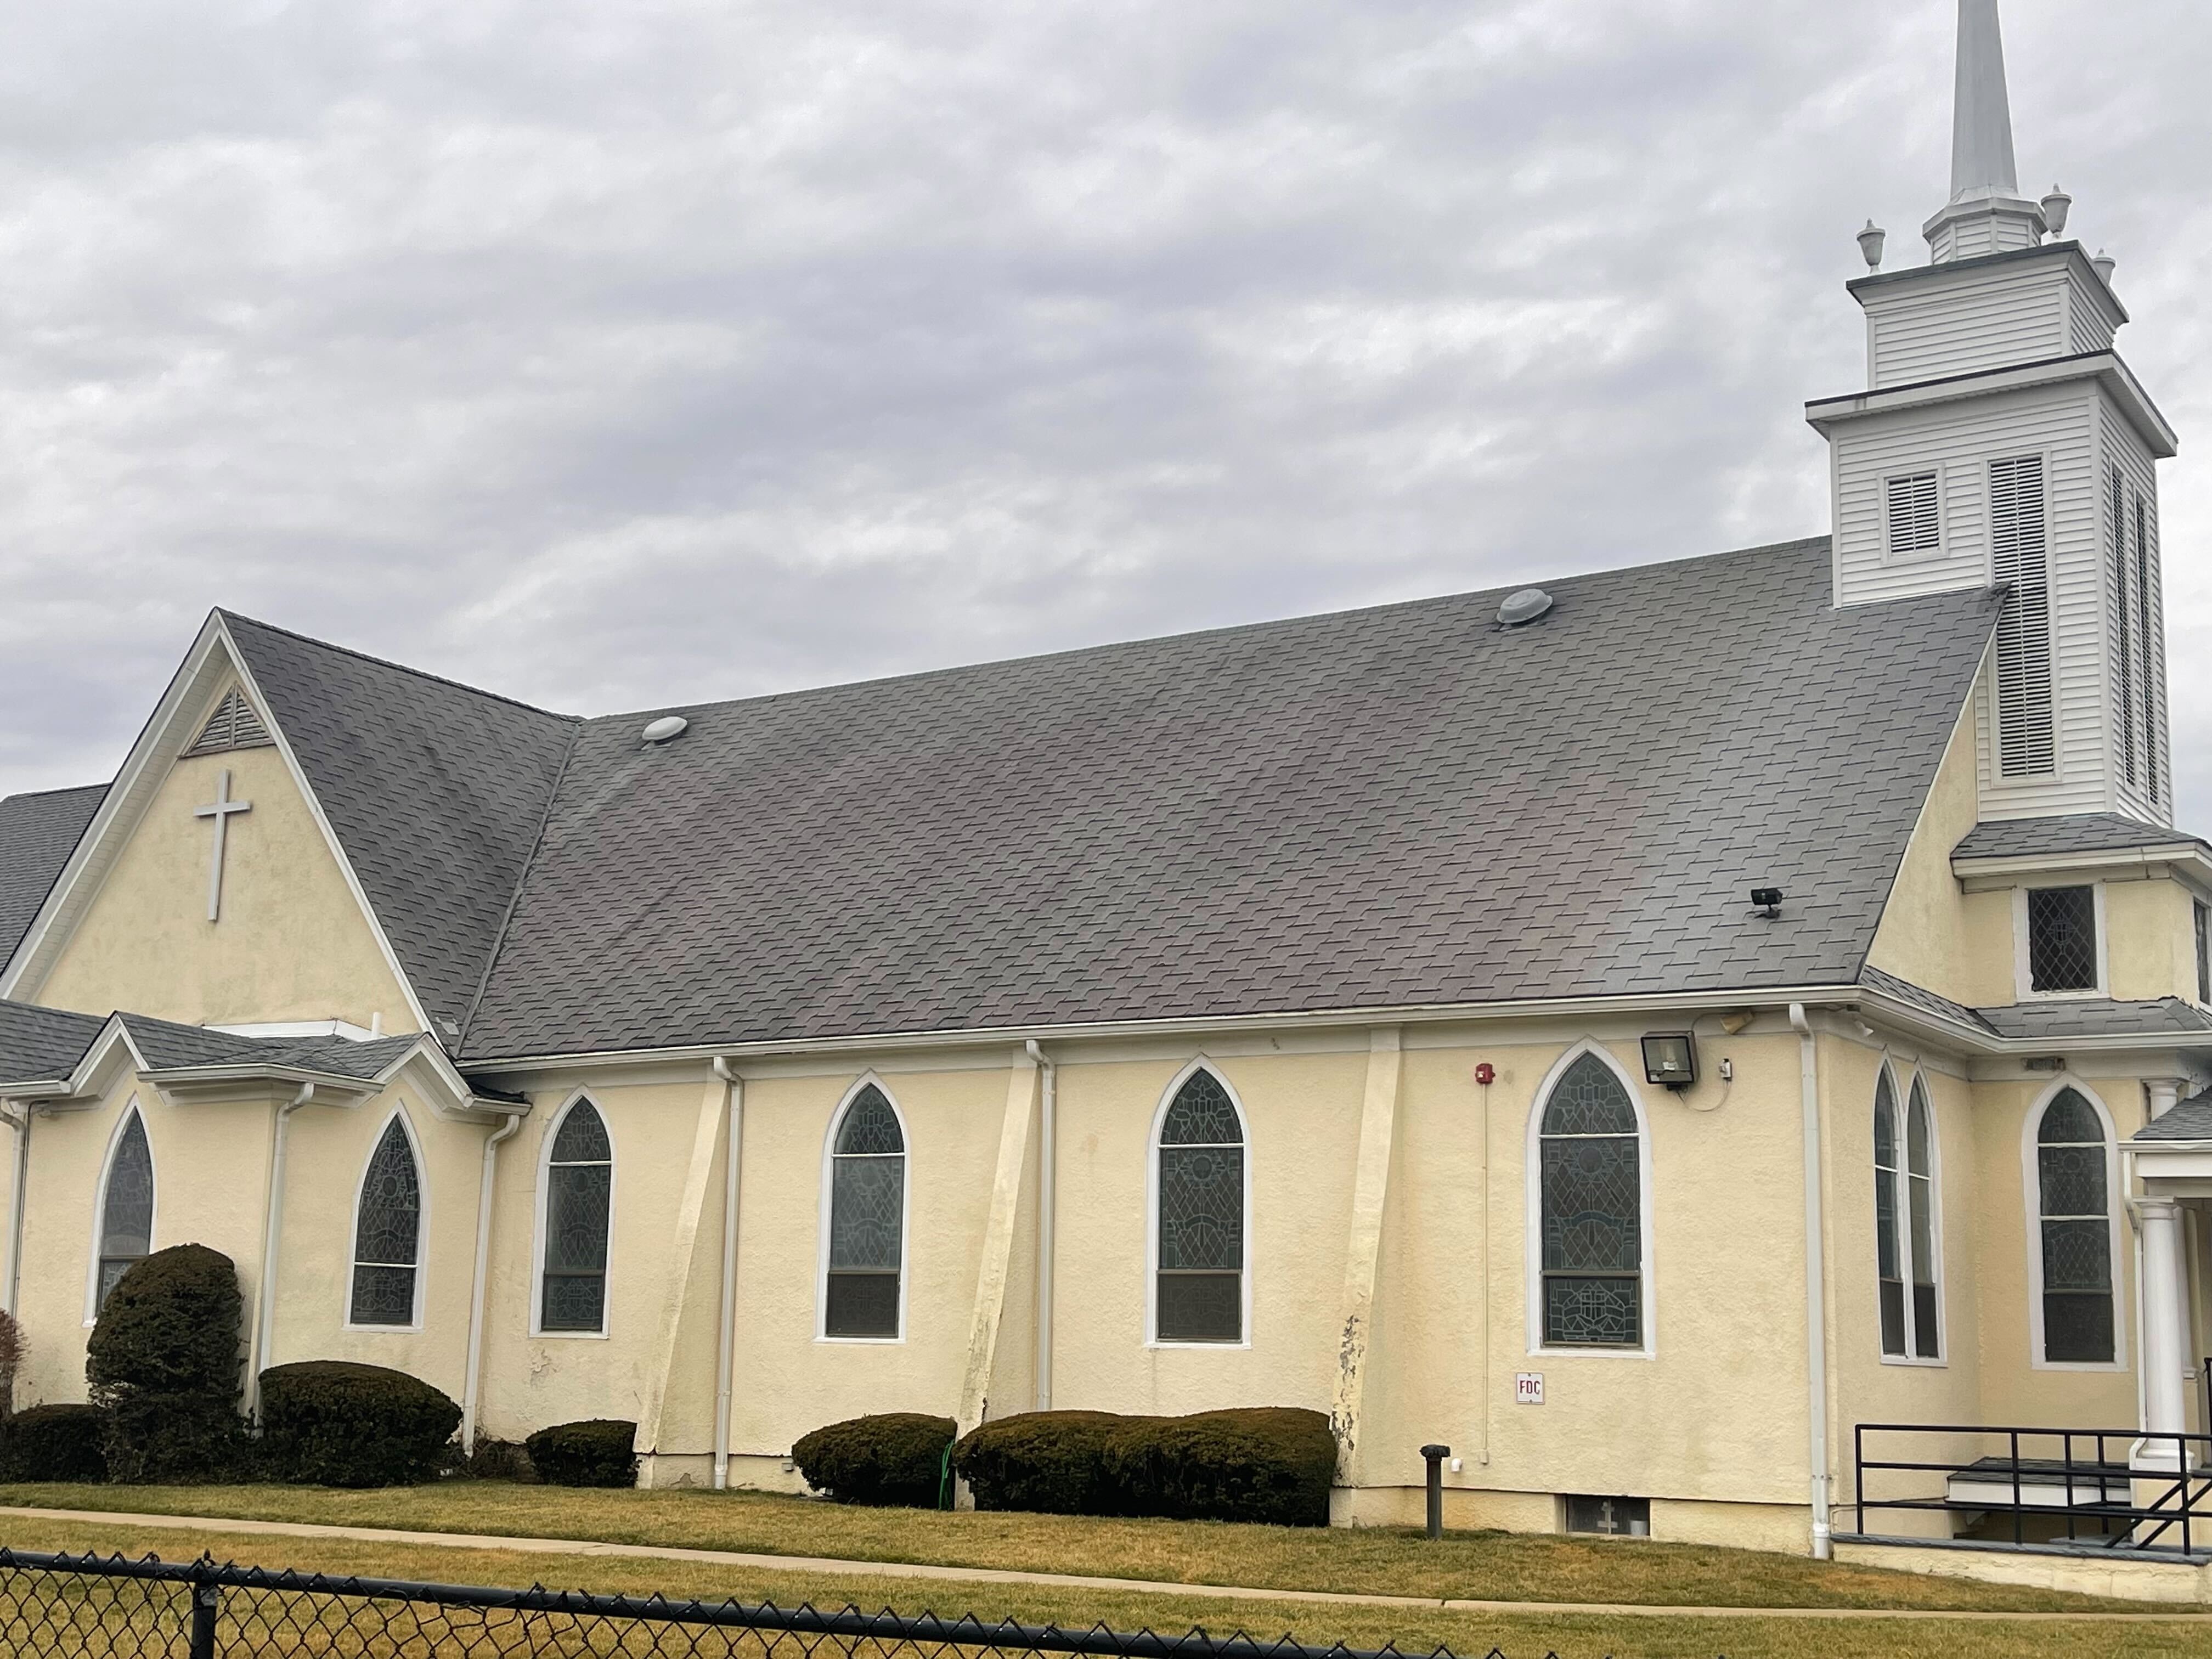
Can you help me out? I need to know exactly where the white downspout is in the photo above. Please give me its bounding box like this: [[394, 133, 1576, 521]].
[[711, 1057, 744, 1491], [462, 1109, 526, 1452], [247, 1082, 315, 1419], [1789, 1003, 1833, 1559], [2, 1104, 29, 1319], [1025, 1039, 1056, 1412]]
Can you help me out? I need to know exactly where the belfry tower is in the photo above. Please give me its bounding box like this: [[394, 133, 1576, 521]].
[[1808, 0, 2177, 826]]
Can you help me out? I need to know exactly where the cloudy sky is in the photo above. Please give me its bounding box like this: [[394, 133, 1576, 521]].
[[3, 0, 2208, 821]]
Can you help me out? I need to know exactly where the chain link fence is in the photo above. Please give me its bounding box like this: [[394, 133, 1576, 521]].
[[0, 1547, 1618, 1659]]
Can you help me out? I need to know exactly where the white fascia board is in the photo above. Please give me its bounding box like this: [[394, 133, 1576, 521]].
[[1953, 845, 2212, 894], [381, 1039, 524, 1123], [1804, 351, 2177, 459], [1859, 985, 2212, 1059]]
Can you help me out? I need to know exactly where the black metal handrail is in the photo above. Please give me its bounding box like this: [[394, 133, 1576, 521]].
[[1850, 1422, 2212, 1556]]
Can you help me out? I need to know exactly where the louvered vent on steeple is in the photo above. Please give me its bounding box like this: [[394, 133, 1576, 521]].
[[1989, 454, 2055, 778], [182, 687, 275, 758]]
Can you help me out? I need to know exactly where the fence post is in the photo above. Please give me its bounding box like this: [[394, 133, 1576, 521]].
[[189, 1567, 221, 1659]]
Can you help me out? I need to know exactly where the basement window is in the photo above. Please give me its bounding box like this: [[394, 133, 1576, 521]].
[[1565, 1495, 1650, 1537], [2026, 886, 2099, 994]]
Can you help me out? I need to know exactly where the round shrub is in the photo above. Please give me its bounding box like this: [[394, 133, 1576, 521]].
[[792, 1413, 952, 1507], [1103, 1407, 1336, 1527], [259, 1362, 461, 1487], [952, 1411, 1152, 1515], [85, 1244, 245, 1482], [0, 1403, 109, 1483], [526, 1419, 637, 1488]]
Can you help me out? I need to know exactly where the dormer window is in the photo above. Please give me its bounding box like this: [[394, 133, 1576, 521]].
[[1886, 471, 1942, 560], [2025, 885, 2099, 994]]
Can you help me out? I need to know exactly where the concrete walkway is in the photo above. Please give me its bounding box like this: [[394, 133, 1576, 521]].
[[3, 1504, 2207, 1624]]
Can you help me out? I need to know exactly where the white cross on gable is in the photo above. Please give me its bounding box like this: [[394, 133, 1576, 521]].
[[193, 768, 252, 923]]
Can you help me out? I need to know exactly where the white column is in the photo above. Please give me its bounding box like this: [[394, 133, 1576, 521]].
[[2147, 1078, 2186, 1121], [2138, 1198, 2188, 1471]]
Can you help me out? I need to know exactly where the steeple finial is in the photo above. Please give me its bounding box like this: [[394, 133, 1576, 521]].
[[1950, 0, 2019, 201], [1923, 0, 2047, 262]]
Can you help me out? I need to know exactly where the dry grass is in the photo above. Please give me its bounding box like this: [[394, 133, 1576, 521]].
[[3, 1517, 2209, 1659], [0, 1480, 2191, 1619]]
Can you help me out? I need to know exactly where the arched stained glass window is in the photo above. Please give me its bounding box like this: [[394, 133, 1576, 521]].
[[96, 1110, 155, 1310], [825, 1084, 905, 1338], [2036, 1088, 2114, 1364], [1154, 1069, 1245, 1344], [351, 1116, 423, 1327], [1538, 1053, 1643, 1348], [1875, 1071, 1941, 1359], [541, 1099, 612, 1333]]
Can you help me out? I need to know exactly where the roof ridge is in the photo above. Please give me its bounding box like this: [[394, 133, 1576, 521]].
[[586, 533, 1846, 727], [217, 610, 580, 724]]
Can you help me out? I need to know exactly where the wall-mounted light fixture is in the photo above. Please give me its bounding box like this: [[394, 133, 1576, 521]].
[[1641, 1032, 1697, 1090]]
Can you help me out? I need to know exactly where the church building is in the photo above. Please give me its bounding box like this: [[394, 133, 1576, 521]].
[[4, 0, 2208, 1572]]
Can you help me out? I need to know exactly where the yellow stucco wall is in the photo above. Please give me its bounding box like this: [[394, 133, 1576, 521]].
[[33, 742, 414, 1034], [2106, 876, 2200, 1003]]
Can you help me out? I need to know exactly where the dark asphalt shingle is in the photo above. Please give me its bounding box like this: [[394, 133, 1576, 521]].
[[1954, 813, 2204, 861], [0, 998, 105, 1083], [1978, 999, 2212, 1041], [0, 784, 108, 967]]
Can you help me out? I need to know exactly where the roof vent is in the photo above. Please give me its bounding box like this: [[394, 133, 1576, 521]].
[[641, 715, 689, 746], [1497, 588, 1554, 628]]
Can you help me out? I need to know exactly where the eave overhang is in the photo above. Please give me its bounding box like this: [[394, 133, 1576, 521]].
[[1952, 843, 2212, 900], [1804, 349, 2177, 461]]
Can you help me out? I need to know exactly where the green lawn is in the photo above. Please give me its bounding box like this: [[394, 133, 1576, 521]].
[[2, 1516, 2208, 1659], [0, 1479, 2187, 1617]]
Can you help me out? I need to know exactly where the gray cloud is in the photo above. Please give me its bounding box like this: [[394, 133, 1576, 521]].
[[3, 0, 2209, 825]]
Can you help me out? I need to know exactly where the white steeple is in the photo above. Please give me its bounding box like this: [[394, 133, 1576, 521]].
[[1924, 0, 2047, 261]]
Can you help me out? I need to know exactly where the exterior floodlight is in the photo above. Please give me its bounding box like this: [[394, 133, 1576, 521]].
[[1751, 887, 1782, 918], [1641, 1032, 1697, 1090], [1857, 221, 1887, 272]]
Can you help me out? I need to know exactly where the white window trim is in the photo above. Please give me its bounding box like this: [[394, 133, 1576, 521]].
[[1882, 466, 1946, 565], [529, 1090, 615, 1340], [2021, 1077, 2129, 1374], [815, 1073, 911, 1345], [83, 1098, 157, 1327], [2012, 881, 2110, 1001], [1145, 1057, 1254, 1351], [1523, 1040, 1657, 1361], [342, 1102, 429, 1334], [1876, 1064, 1947, 1368]]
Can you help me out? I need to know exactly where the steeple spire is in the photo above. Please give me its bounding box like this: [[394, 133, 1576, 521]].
[[1923, 0, 2047, 262]]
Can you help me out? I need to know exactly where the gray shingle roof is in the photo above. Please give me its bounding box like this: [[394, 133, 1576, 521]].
[[460, 537, 2001, 1058], [1978, 998, 2212, 1041], [0, 998, 105, 1083], [1859, 966, 1997, 1033], [1953, 813, 2204, 861], [0, 997, 425, 1088], [221, 614, 578, 1037], [0, 784, 108, 966], [2136, 1095, 2212, 1143]]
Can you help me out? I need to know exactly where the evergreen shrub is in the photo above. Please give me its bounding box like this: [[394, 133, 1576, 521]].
[[0, 1403, 110, 1483], [792, 1412, 953, 1506], [525, 1419, 638, 1488], [1102, 1407, 1335, 1526], [85, 1244, 245, 1482], [259, 1362, 461, 1487], [950, 1411, 1150, 1514]]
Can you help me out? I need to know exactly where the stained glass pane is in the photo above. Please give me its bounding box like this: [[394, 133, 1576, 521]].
[[1540, 1136, 1639, 1273], [551, 1102, 611, 1164], [1544, 1276, 1639, 1347], [1873, 1076, 1898, 1169], [100, 1114, 154, 1261], [97, 1257, 137, 1307], [825, 1271, 900, 1338], [1158, 1145, 1243, 1271], [2044, 1290, 2114, 1364], [2039, 1144, 2107, 1218], [1912, 1283, 1939, 1360], [836, 1087, 904, 1155], [2028, 887, 2098, 992], [351, 1264, 416, 1327], [353, 1120, 421, 1268], [1158, 1271, 1241, 1342], [541, 1272, 606, 1333], [830, 1155, 905, 1270], [546, 1163, 610, 1272], [1905, 1083, 1933, 1176], [1541, 1055, 1637, 1137], [2039, 1090, 2102, 1147], [1160, 1071, 1242, 1146], [1878, 1277, 1906, 1356], [1875, 1162, 1900, 1282], [2041, 1218, 2112, 1292]]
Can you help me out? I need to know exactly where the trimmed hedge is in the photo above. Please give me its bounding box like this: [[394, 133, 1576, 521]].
[[793, 1413, 953, 1507], [85, 1244, 245, 1482], [951, 1411, 1149, 1515], [0, 1403, 109, 1483], [526, 1419, 638, 1488], [1103, 1407, 1335, 1527], [259, 1362, 461, 1487]]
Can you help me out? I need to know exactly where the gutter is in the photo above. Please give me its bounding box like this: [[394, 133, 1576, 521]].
[[1025, 1039, 1056, 1412], [246, 1081, 316, 1418], [710, 1057, 745, 1491], [1790, 1004, 1832, 1560], [461, 1108, 527, 1452]]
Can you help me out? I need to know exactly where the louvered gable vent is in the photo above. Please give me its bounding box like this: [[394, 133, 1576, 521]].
[[1989, 454, 2055, 779], [183, 687, 275, 758], [1886, 472, 1942, 560]]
